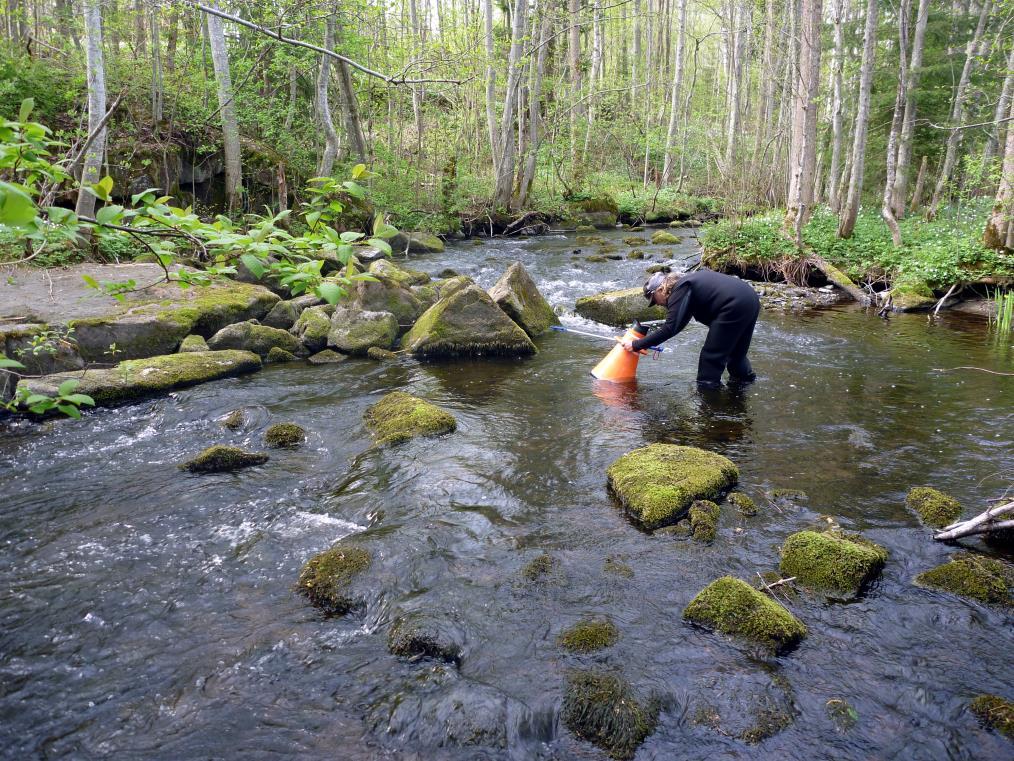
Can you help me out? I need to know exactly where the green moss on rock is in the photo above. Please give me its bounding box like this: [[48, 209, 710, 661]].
[[562, 670, 658, 760], [586, 255, 608, 263], [576, 235, 607, 246], [624, 236, 647, 246], [626, 249, 645, 260], [779, 530, 887, 597], [728, 492, 757, 515], [368, 259, 431, 287], [915, 553, 1013, 607], [366, 346, 398, 361], [906, 486, 962, 528], [826, 698, 859, 733], [559, 617, 619, 653], [683, 576, 807, 653], [603, 556, 635, 578], [207, 320, 302, 358], [222, 409, 245, 430], [487, 261, 559, 338], [180, 444, 268, 473], [387, 615, 461, 664], [265, 422, 305, 448], [689, 500, 720, 543], [521, 553, 557, 583], [308, 349, 347, 364], [650, 230, 681, 245], [179, 334, 209, 353], [607, 444, 738, 530], [292, 306, 334, 353], [890, 279, 936, 311], [575, 287, 667, 327], [266, 346, 297, 363], [969, 694, 1014, 740], [297, 544, 372, 615], [364, 391, 456, 446]]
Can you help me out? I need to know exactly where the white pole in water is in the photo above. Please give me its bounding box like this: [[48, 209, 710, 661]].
[[549, 325, 673, 352]]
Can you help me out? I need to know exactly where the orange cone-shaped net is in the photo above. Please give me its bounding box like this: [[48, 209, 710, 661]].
[[591, 326, 646, 382]]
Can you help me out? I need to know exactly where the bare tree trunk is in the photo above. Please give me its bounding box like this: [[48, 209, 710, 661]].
[[892, 0, 930, 217], [984, 95, 1014, 250], [493, 0, 529, 207], [336, 56, 368, 163], [785, 0, 823, 239], [661, 0, 687, 184], [837, 0, 877, 239], [517, 3, 551, 207], [283, 64, 297, 131], [752, 0, 776, 184], [150, 7, 163, 127], [166, 6, 179, 72], [133, 0, 146, 55], [583, 0, 602, 161], [882, 0, 911, 247], [724, 0, 748, 170], [569, 0, 583, 171], [484, 0, 500, 179], [911, 155, 928, 211], [981, 44, 1014, 177], [408, 0, 424, 162], [206, 0, 242, 210], [827, 0, 847, 211], [928, 0, 993, 218], [76, 0, 107, 220], [316, 11, 341, 176]]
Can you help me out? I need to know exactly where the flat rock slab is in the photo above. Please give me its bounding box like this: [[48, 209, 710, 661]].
[[20, 350, 262, 407]]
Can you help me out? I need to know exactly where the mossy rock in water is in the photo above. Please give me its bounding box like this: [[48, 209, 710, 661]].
[[266, 346, 297, 363], [178, 334, 209, 353], [291, 306, 334, 353], [387, 613, 463, 664], [559, 617, 619, 653], [728, 492, 757, 515], [683, 576, 807, 653], [576, 235, 607, 246], [351, 277, 426, 328], [222, 409, 245, 430], [561, 670, 658, 760], [487, 261, 560, 337], [651, 230, 681, 245], [889, 279, 936, 311], [366, 346, 398, 361], [623, 236, 647, 246], [265, 422, 305, 448], [575, 288, 666, 327], [626, 249, 645, 260], [586, 255, 608, 263], [521, 553, 557, 583], [327, 307, 399, 355], [434, 274, 475, 299], [645, 264, 671, 275], [18, 350, 262, 408], [261, 299, 299, 330], [914, 553, 1013, 607], [692, 668, 797, 743], [180, 444, 268, 473], [368, 258, 431, 287], [390, 231, 445, 253], [689, 500, 720, 543], [779, 530, 887, 597], [603, 556, 634, 578], [206, 320, 302, 358], [297, 544, 372, 615], [607, 444, 739, 530], [308, 349, 347, 364], [906, 486, 962, 528], [575, 224, 597, 232], [364, 391, 456, 446], [969, 694, 1014, 740], [402, 284, 537, 359]]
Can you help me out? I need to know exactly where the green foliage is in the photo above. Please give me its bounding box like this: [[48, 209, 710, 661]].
[[6, 376, 95, 419]]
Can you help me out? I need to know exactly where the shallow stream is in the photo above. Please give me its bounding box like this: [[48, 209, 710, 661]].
[[2, 228, 1012, 759]]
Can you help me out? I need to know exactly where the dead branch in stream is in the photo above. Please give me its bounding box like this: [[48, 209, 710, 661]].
[[934, 500, 1014, 541]]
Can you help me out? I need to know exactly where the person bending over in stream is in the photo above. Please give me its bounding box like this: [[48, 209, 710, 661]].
[[621, 270, 761, 389]]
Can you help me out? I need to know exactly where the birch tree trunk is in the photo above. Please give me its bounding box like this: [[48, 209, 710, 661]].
[[928, 0, 993, 218], [336, 56, 368, 163], [981, 44, 1014, 176], [827, 0, 847, 211], [724, 0, 744, 169], [283, 64, 297, 131], [484, 0, 500, 179], [784, 0, 823, 239], [150, 7, 163, 127], [882, 0, 911, 247], [836, 0, 877, 239], [517, 3, 551, 207], [76, 0, 107, 220], [569, 0, 583, 171], [752, 0, 776, 183], [892, 0, 930, 217], [984, 95, 1014, 250], [316, 11, 341, 176], [661, 0, 687, 184], [492, 0, 528, 207], [206, 0, 242, 211]]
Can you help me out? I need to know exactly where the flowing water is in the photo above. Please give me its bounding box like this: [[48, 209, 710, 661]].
[[1, 229, 1012, 760]]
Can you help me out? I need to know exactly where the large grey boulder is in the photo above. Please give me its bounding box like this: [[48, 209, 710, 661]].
[[207, 321, 302, 358], [575, 287, 666, 326], [369, 259, 431, 287], [402, 284, 537, 358], [261, 294, 323, 330], [488, 262, 559, 337], [291, 305, 334, 353], [327, 308, 399, 355], [390, 231, 445, 253], [350, 278, 426, 329]]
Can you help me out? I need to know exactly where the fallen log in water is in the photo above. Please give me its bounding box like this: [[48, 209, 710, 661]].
[[933, 500, 1014, 541]]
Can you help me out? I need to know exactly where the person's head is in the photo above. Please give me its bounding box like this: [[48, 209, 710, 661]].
[[643, 272, 678, 305]]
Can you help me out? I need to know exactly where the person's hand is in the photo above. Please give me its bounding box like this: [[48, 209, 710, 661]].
[[621, 338, 635, 353]]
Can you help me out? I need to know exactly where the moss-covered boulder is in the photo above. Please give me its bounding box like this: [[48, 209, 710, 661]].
[[364, 391, 456, 446], [914, 553, 1013, 607], [368, 259, 431, 287], [650, 230, 681, 245], [575, 288, 666, 327], [779, 530, 887, 597], [297, 544, 372, 615], [402, 284, 537, 358], [261, 299, 299, 330], [180, 444, 268, 473], [291, 306, 334, 353], [222, 409, 244, 430], [18, 350, 262, 407], [390, 231, 445, 253], [207, 321, 302, 358], [434, 274, 475, 299], [266, 346, 297, 363], [351, 277, 426, 328], [889, 279, 936, 311], [559, 617, 619, 653], [607, 444, 739, 530], [487, 261, 559, 338], [624, 236, 647, 246], [561, 670, 659, 760], [265, 422, 305, 448], [683, 576, 807, 653], [689, 500, 720, 543], [327, 308, 399, 355], [586, 255, 607, 263], [969, 694, 1014, 740], [626, 249, 645, 260], [906, 486, 962, 528], [566, 196, 620, 229], [728, 492, 758, 515], [308, 349, 347, 364], [576, 235, 607, 246], [645, 264, 671, 274], [366, 346, 398, 361], [178, 333, 209, 353], [387, 613, 463, 664]]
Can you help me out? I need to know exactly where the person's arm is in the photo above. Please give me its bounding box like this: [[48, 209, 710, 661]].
[[631, 284, 692, 350]]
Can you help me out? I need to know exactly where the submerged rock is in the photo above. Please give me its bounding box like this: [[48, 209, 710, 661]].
[[207, 320, 302, 358], [889, 280, 936, 311], [178, 334, 209, 353], [521, 553, 558, 584], [264, 422, 305, 448], [779, 530, 887, 597], [327, 307, 399, 355], [692, 668, 797, 743], [402, 284, 537, 358], [388, 613, 463, 664], [297, 544, 372, 615], [487, 261, 560, 338], [651, 230, 681, 245], [575, 288, 666, 327], [18, 350, 262, 407], [291, 305, 334, 353], [561, 670, 658, 760], [689, 500, 720, 543], [969, 694, 1014, 740], [683, 576, 807, 653], [558, 617, 619, 653], [265, 346, 297, 363], [180, 444, 268, 473], [607, 444, 738, 530], [826, 698, 859, 733], [364, 391, 457, 446], [914, 553, 1013, 607], [906, 486, 962, 528], [222, 409, 245, 430]]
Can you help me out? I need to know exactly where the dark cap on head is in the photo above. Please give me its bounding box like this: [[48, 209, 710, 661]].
[[643, 272, 667, 303]]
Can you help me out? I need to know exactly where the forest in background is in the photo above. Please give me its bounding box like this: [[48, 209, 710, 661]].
[[0, 0, 1012, 280]]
